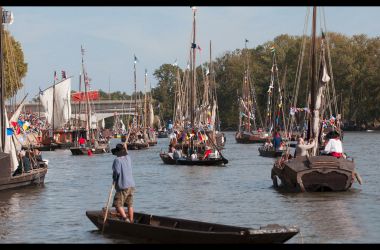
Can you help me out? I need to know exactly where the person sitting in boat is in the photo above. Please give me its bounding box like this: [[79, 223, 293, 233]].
[[173, 148, 182, 160], [202, 146, 212, 160], [272, 130, 282, 151], [322, 131, 344, 158], [12, 150, 32, 176], [111, 143, 136, 223], [264, 138, 273, 149], [32, 148, 43, 162], [295, 137, 315, 158], [78, 137, 86, 148]]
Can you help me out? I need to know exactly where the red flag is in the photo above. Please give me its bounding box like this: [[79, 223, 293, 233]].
[[11, 121, 18, 127]]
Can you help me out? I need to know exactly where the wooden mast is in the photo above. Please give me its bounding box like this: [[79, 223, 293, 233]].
[[52, 71, 56, 132], [308, 6, 317, 140], [81, 45, 91, 141], [0, 6, 4, 151], [134, 55, 137, 129], [144, 69, 147, 132], [190, 7, 196, 128]]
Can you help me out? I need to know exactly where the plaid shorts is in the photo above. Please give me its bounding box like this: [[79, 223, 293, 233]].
[[112, 187, 135, 208]]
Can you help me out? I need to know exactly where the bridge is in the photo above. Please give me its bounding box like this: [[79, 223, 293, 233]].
[[19, 99, 147, 121]]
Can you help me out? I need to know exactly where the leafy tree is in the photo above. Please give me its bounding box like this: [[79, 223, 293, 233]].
[[3, 30, 28, 98]]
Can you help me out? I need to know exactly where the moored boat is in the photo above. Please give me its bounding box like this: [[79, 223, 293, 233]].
[[86, 209, 299, 243]]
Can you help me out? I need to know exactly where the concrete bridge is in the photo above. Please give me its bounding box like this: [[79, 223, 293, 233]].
[[20, 99, 146, 121]]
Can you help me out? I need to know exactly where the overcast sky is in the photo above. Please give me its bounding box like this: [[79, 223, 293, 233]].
[[5, 6, 380, 101]]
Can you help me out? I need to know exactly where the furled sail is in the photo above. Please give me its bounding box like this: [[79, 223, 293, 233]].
[[149, 103, 154, 128], [4, 105, 23, 172], [40, 77, 72, 129]]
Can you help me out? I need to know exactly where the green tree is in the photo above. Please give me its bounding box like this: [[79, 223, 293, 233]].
[[3, 29, 28, 98]]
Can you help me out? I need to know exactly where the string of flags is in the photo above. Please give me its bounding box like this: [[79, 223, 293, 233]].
[[289, 107, 310, 116]]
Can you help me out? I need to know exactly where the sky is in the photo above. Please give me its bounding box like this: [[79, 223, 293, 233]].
[[4, 6, 380, 101]]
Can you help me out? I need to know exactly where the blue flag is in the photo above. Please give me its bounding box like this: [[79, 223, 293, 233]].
[[18, 119, 24, 127], [6, 128, 14, 136]]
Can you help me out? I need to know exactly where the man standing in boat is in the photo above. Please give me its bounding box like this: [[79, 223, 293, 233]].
[[111, 144, 136, 223]]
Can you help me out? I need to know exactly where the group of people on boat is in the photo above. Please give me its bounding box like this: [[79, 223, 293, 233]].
[[294, 130, 345, 158], [13, 148, 45, 176]]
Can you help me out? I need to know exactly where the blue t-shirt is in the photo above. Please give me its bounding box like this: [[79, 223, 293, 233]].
[[112, 155, 135, 191], [273, 136, 282, 150]]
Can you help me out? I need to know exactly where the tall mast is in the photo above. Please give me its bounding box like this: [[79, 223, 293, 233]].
[[190, 7, 197, 128], [81, 45, 91, 140], [52, 71, 56, 131], [144, 69, 147, 130], [134, 55, 137, 128], [0, 6, 5, 151], [77, 72, 82, 127], [308, 6, 317, 140]]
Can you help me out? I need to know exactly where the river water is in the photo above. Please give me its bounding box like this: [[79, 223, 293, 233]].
[[0, 131, 379, 243]]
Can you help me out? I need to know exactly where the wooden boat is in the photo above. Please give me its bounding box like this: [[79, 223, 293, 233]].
[[86, 209, 299, 243], [70, 46, 109, 156], [126, 142, 149, 150], [0, 152, 48, 191], [157, 130, 168, 138], [258, 146, 285, 158], [271, 155, 358, 192], [70, 144, 110, 155], [271, 7, 361, 192], [235, 131, 268, 144], [159, 152, 228, 166], [159, 8, 228, 166], [0, 11, 49, 191]]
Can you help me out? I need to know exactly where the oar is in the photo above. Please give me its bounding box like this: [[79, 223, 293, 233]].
[[205, 131, 228, 164], [101, 182, 115, 234]]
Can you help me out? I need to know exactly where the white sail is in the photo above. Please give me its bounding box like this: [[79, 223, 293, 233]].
[[149, 103, 154, 128], [40, 77, 72, 129], [4, 106, 20, 172]]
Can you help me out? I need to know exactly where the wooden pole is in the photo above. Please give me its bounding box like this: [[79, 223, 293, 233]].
[[102, 182, 115, 234], [0, 7, 5, 151]]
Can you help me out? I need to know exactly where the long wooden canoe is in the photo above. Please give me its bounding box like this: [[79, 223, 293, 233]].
[[86, 210, 299, 243]]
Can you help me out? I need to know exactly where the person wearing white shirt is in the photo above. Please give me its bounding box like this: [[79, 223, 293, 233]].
[[323, 132, 343, 158]]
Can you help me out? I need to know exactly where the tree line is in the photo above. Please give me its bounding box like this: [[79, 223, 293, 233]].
[[151, 33, 380, 130], [4, 31, 380, 130]]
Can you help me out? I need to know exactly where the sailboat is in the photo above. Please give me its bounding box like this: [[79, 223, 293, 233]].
[[235, 39, 268, 144], [271, 7, 361, 192], [143, 69, 157, 146], [123, 55, 149, 150], [36, 72, 73, 151], [0, 7, 48, 191], [258, 48, 288, 157], [159, 7, 228, 166], [69, 46, 110, 155]]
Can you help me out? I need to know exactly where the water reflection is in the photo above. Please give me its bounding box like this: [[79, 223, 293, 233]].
[[0, 132, 379, 243]]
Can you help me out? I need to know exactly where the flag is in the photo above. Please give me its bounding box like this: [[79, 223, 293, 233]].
[[39, 87, 44, 96], [18, 119, 24, 127], [197, 45, 202, 52], [245, 39, 249, 43], [11, 121, 18, 127], [191, 43, 196, 49], [6, 128, 14, 136], [61, 70, 66, 79], [54, 71, 58, 82], [134, 54, 139, 64]]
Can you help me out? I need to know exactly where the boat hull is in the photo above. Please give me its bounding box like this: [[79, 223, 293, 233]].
[[0, 167, 47, 191], [258, 146, 285, 158], [159, 153, 228, 166], [271, 155, 357, 192], [86, 210, 299, 244], [235, 131, 269, 144], [126, 142, 149, 150], [70, 145, 110, 155]]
